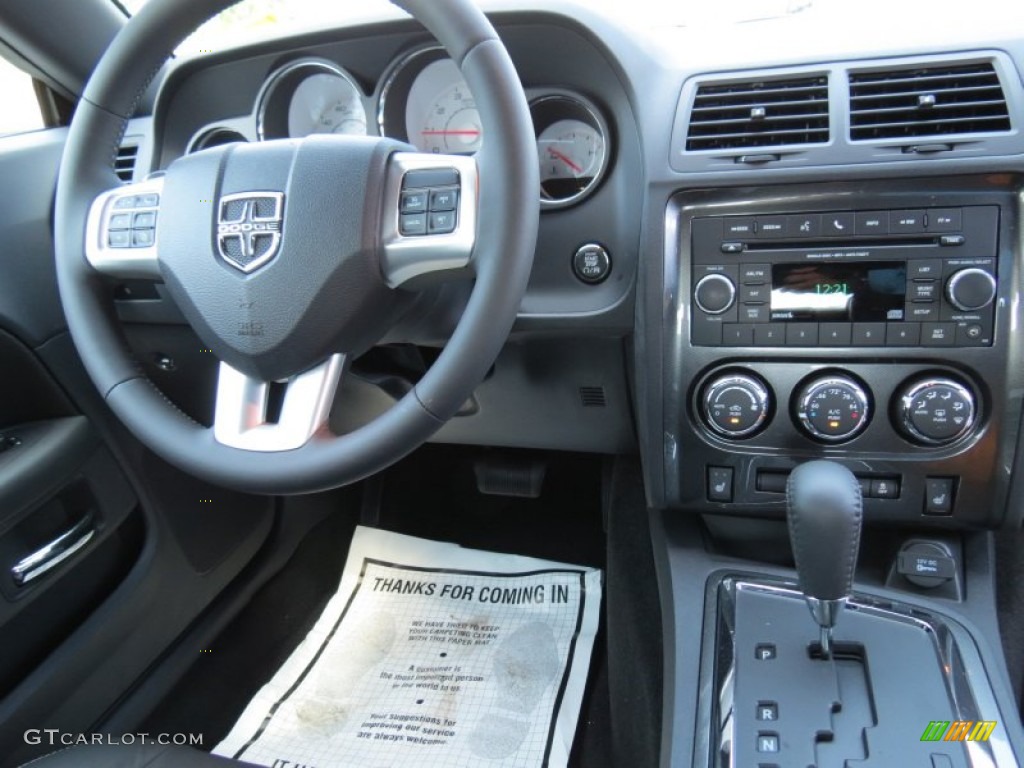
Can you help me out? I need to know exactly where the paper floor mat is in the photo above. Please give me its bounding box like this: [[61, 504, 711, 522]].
[[214, 526, 602, 768]]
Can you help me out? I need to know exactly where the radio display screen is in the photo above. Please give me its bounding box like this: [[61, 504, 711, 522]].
[[771, 262, 907, 322]]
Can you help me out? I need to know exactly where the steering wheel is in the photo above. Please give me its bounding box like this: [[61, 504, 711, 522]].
[[54, 0, 538, 494]]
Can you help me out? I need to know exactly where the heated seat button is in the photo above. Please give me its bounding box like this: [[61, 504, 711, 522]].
[[707, 466, 734, 502], [924, 478, 955, 515]]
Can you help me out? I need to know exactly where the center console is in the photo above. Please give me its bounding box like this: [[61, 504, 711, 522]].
[[649, 176, 1024, 768]]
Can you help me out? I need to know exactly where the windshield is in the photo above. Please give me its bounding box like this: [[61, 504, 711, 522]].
[[117, 0, 823, 56]]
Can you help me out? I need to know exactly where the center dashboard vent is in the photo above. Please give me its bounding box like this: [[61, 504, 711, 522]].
[[849, 61, 1010, 141], [685, 75, 830, 152]]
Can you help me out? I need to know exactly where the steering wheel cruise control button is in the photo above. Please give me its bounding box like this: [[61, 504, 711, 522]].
[[399, 170, 461, 238]]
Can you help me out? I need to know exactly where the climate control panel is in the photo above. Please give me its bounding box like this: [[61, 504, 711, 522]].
[[793, 375, 871, 443], [688, 362, 986, 521]]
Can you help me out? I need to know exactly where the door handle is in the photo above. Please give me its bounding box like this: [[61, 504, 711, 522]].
[[11, 513, 96, 586]]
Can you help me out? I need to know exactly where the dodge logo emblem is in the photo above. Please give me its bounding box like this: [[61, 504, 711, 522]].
[[217, 192, 284, 273]]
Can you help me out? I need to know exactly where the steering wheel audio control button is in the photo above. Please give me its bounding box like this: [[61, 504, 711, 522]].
[[573, 243, 611, 284]]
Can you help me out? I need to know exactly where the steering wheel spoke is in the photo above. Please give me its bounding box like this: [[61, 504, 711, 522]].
[[85, 177, 164, 279], [213, 354, 346, 452], [381, 152, 478, 288]]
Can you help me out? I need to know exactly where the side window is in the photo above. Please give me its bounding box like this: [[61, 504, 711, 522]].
[[0, 57, 45, 138]]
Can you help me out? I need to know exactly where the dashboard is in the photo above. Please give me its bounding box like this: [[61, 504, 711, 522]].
[[123, 2, 1024, 529]]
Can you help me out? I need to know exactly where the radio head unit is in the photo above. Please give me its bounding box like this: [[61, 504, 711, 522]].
[[690, 206, 999, 348]]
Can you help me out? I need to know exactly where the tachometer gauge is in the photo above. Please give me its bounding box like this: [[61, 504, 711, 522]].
[[257, 59, 367, 141], [287, 72, 365, 137], [530, 93, 611, 209]]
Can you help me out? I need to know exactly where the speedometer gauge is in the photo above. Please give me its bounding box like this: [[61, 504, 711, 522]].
[[405, 59, 482, 155], [257, 59, 367, 140], [379, 47, 484, 155], [530, 93, 611, 209]]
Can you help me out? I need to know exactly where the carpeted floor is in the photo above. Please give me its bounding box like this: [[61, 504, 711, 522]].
[[142, 446, 614, 767]]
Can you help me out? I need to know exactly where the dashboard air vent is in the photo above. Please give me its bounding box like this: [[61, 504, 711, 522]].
[[686, 75, 830, 151], [849, 62, 1010, 141], [114, 142, 139, 183]]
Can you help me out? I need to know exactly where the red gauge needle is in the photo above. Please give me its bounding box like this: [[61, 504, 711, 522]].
[[547, 147, 583, 174], [421, 130, 481, 136]]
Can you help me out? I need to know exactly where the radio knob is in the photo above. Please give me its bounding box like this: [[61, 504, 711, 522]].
[[694, 274, 736, 315], [794, 375, 871, 443], [896, 378, 976, 446], [946, 268, 996, 312], [702, 373, 772, 438]]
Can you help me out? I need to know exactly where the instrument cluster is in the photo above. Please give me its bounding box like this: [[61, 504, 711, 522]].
[[187, 45, 613, 210]]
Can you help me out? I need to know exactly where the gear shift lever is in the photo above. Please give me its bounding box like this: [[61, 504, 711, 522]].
[[786, 460, 863, 658]]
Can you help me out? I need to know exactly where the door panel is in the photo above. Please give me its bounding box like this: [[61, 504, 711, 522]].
[[0, 127, 275, 765]]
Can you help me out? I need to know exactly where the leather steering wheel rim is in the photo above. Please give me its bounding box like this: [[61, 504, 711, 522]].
[[53, 0, 538, 494]]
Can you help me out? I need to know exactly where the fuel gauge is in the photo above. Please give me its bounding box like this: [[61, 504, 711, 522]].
[[530, 93, 611, 209]]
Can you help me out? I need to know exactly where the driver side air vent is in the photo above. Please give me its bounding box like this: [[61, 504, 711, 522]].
[[114, 142, 139, 183], [685, 75, 830, 151], [849, 62, 1010, 141]]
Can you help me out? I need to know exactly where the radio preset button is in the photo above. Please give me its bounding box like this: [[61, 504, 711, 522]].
[[886, 323, 921, 346], [694, 273, 736, 315], [794, 375, 872, 443], [820, 323, 852, 346], [722, 324, 755, 346], [754, 325, 786, 346], [852, 322, 887, 346], [786, 324, 819, 346]]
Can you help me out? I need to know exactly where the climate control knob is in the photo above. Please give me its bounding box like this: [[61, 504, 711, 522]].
[[702, 373, 772, 438], [795, 375, 871, 443], [896, 378, 976, 446], [694, 273, 736, 315], [946, 268, 996, 312]]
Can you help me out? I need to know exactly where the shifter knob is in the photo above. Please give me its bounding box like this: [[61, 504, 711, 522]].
[[786, 460, 863, 656]]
